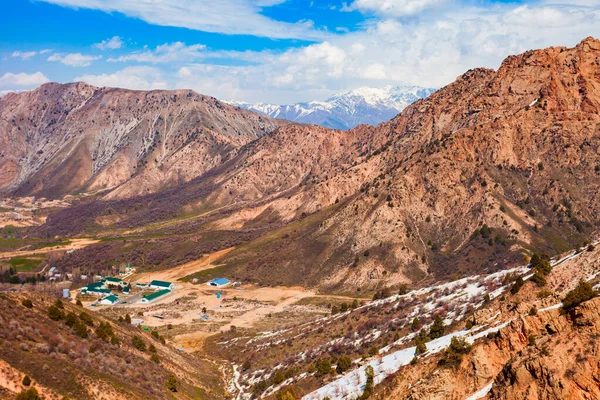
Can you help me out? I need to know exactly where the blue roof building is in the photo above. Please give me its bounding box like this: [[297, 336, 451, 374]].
[[208, 278, 230, 287]]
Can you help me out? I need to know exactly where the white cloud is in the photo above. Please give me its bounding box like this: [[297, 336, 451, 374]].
[[38, 0, 326, 40], [12, 51, 38, 60], [20, 1, 600, 106], [94, 36, 124, 50], [48, 53, 102, 67], [0, 72, 50, 89], [108, 42, 206, 64], [75, 66, 168, 90], [346, 0, 447, 17], [163, 2, 600, 104]]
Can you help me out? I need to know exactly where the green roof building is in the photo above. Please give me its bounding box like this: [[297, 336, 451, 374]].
[[100, 295, 119, 305], [140, 289, 171, 303], [149, 280, 174, 290]]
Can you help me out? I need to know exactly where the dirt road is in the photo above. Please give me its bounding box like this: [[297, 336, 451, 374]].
[[131, 247, 234, 283]]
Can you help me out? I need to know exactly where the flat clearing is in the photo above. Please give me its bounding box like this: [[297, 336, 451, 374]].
[[0, 238, 99, 260], [101, 281, 317, 351]]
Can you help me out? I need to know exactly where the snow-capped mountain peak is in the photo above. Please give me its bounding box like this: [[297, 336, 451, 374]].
[[230, 85, 436, 130]]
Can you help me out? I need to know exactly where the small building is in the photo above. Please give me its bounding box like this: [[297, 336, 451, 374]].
[[123, 286, 131, 294], [87, 288, 112, 296], [103, 277, 123, 287], [62, 289, 71, 298], [140, 289, 171, 304], [149, 280, 174, 291], [135, 283, 148, 288], [100, 295, 119, 305], [208, 278, 230, 287], [48, 267, 57, 275]]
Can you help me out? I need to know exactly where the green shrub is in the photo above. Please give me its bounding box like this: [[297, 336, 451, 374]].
[[64, 312, 78, 327], [22, 375, 31, 386], [47, 305, 64, 321], [242, 360, 251, 371], [465, 318, 476, 329], [75, 299, 83, 307], [398, 284, 409, 295], [253, 380, 267, 396], [273, 370, 284, 385], [439, 337, 471, 369], [336, 356, 352, 374], [79, 312, 94, 327], [429, 316, 445, 339], [368, 346, 379, 357], [530, 272, 547, 287], [149, 344, 157, 353], [510, 277, 524, 294], [314, 359, 331, 377], [358, 365, 374, 399], [275, 386, 298, 400], [411, 317, 421, 332], [529, 307, 538, 316], [95, 322, 113, 340], [54, 299, 64, 309], [15, 387, 40, 400], [21, 299, 33, 308], [132, 335, 146, 351], [537, 289, 552, 299], [73, 321, 88, 338], [562, 281, 598, 311], [166, 374, 177, 392], [150, 353, 160, 364]]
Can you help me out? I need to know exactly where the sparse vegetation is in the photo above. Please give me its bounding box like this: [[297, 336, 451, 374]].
[[562, 281, 598, 311], [15, 387, 40, 400], [510, 276, 525, 294], [166, 374, 178, 392], [336, 356, 352, 374], [358, 365, 374, 399], [132, 335, 147, 351], [429, 315, 445, 339], [439, 336, 472, 369]]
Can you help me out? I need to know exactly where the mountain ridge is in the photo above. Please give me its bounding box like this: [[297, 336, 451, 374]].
[[230, 85, 436, 130]]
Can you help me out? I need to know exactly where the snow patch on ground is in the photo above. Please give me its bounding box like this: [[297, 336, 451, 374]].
[[465, 381, 493, 400]]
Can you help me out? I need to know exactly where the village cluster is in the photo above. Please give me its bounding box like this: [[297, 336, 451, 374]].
[[76, 267, 232, 308]]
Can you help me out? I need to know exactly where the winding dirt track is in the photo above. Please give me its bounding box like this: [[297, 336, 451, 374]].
[[131, 247, 235, 283]]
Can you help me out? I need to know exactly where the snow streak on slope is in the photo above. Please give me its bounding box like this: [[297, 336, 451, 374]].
[[230, 85, 436, 130]]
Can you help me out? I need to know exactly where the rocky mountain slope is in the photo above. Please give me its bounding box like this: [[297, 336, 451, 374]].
[[35, 38, 600, 292], [0, 82, 282, 199], [232, 85, 435, 130], [0, 292, 225, 399]]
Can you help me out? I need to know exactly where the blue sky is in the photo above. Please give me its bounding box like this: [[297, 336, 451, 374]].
[[2, 0, 600, 103]]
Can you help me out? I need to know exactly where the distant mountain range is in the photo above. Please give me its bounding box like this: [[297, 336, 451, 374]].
[[230, 85, 436, 130]]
